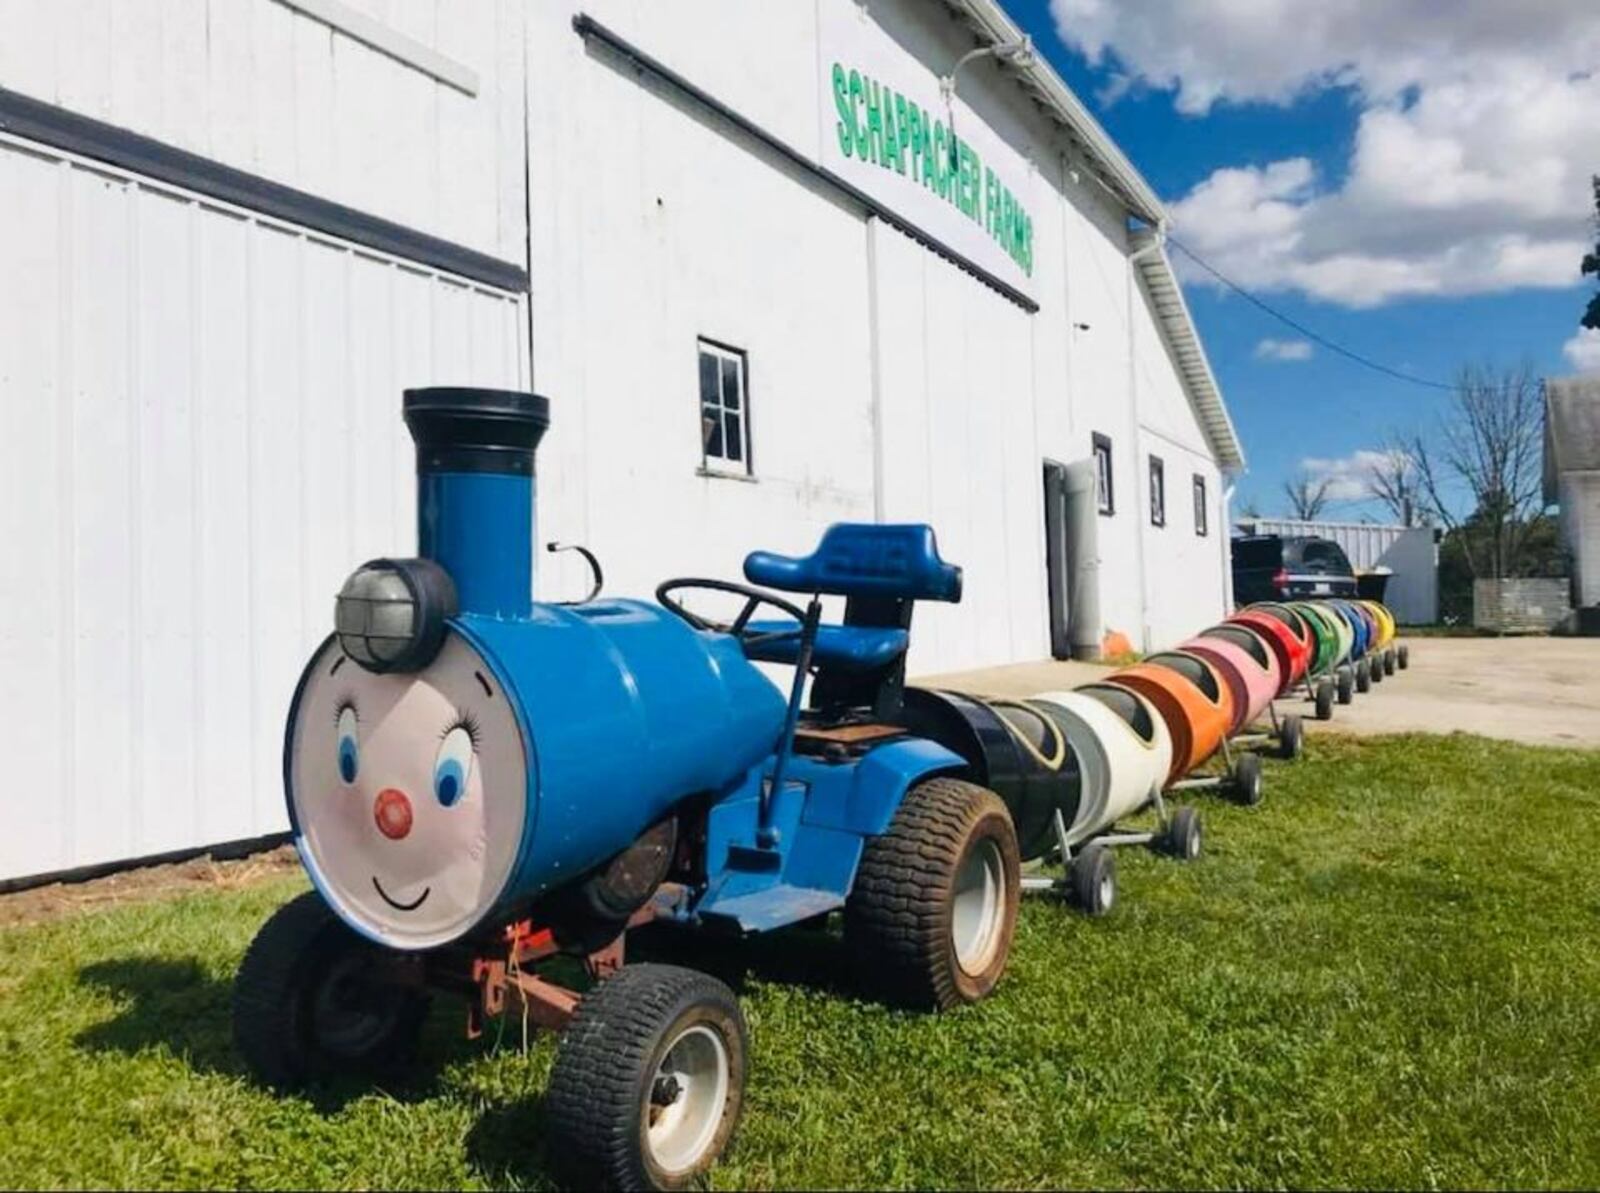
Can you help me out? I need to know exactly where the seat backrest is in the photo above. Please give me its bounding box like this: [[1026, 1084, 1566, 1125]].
[[743, 523, 962, 603], [744, 524, 960, 721]]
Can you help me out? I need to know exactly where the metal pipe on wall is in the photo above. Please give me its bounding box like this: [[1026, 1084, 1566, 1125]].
[[1064, 458, 1102, 659]]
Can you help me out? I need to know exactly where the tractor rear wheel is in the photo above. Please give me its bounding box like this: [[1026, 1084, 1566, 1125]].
[[232, 891, 428, 1089], [845, 777, 1020, 1011]]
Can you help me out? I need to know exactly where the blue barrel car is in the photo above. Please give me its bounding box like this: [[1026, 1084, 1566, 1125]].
[[232, 388, 1023, 1191]]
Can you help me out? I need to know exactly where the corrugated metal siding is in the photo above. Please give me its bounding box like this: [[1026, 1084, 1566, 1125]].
[[0, 134, 526, 883], [0, 0, 527, 263], [1234, 517, 1440, 625]]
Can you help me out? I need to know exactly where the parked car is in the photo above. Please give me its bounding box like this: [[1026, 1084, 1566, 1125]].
[[1232, 534, 1358, 605]]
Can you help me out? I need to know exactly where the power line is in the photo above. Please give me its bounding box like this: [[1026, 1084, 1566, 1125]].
[[1165, 235, 1455, 392]]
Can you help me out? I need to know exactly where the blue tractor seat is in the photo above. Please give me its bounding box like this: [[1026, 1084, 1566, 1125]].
[[742, 523, 960, 721], [742, 621, 909, 671], [744, 523, 962, 602]]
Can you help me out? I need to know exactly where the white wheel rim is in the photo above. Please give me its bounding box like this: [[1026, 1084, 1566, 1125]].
[[1099, 872, 1115, 910], [951, 837, 1005, 975], [646, 1024, 729, 1176]]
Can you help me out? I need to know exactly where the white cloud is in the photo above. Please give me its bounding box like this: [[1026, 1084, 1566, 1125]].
[[1565, 328, 1600, 374], [1051, 0, 1600, 307], [1300, 447, 1412, 503], [1254, 337, 1314, 362]]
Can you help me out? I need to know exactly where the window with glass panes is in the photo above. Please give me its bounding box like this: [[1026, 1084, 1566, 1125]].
[[698, 339, 751, 475]]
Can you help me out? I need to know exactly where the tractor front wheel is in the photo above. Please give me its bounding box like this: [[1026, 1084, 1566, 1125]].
[[232, 891, 428, 1089], [845, 777, 1021, 1011], [546, 964, 746, 1192]]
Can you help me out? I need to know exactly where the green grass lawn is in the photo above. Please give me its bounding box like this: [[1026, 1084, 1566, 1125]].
[[4, 733, 1600, 1190]]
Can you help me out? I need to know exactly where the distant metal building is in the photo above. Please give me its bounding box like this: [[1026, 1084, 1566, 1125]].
[[1233, 518, 1440, 625], [1544, 376, 1600, 613]]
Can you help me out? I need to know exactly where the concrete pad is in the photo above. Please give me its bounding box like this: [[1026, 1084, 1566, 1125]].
[[914, 637, 1600, 750]]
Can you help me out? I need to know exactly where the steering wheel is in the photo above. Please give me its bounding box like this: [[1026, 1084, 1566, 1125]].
[[655, 578, 811, 648]]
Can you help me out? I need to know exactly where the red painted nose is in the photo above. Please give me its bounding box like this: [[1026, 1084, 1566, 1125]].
[[374, 788, 413, 840]]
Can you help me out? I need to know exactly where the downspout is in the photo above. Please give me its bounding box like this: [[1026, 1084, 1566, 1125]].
[[1220, 479, 1236, 612], [1126, 222, 1167, 651]]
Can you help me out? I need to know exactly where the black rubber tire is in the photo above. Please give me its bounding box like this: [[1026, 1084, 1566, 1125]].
[[1277, 713, 1304, 761], [546, 964, 746, 1192], [1355, 659, 1372, 693], [1071, 843, 1116, 916], [1383, 648, 1396, 676], [1368, 655, 1384, 684], [1232, 751, 1264, 806], [1161, 806, 1202, 861], [232, 891, 428, 1089], [845, 776, 1021, 1011], [1398, 644, 1410, 670], [1314, 678, 1335, 721], [1337, 667, 1354, 705]]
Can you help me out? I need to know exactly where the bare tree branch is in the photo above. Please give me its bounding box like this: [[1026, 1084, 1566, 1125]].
[[1410, 361, 1548, 578], [1364, 437, 1423, 526], [1282, 473, 1332, 521]]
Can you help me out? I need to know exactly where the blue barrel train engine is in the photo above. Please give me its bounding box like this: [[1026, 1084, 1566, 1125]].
[[237, 387, 1062, 1190]]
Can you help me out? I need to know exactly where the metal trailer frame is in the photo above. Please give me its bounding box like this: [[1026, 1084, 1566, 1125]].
[[1018, 795, 1199, 918]]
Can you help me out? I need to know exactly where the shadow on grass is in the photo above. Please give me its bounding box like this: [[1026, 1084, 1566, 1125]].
[[72, 956, 477, 1111], [464, 1098, 556, 1189]]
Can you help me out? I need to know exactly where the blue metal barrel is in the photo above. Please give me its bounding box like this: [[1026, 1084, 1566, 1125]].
[[462, 600, 786, 907]]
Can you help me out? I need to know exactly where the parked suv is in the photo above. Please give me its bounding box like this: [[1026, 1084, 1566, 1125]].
[[1232, 534, 1358, 605]]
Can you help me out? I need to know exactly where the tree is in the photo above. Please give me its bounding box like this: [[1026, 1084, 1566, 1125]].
[[1584, 174, 1600, 331], [1282, 472, 1331, 521], [1409, 361, 1547, 579], [1363, 439, 1423, 527]]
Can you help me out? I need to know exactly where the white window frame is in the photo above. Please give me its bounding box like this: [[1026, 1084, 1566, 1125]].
[[1092, 433, 1114, 515], [1149, 455, 1166, 527], [1193, 473, 1208, 536], [697, 338, 753, 478]]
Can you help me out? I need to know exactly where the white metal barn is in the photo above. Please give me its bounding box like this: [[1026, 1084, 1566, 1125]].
[[0, 0, 1243, 886]]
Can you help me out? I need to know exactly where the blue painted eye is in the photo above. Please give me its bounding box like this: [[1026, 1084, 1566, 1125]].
[[434, 726, 474, 807], [336, 706, 359, 784]]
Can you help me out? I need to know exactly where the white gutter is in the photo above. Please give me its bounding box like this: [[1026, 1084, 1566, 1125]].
[[1129, 227, 1246, 472], [942, 0, 1166, 226]]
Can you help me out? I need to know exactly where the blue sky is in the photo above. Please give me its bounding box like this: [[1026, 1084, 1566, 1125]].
[[1003, 0, 1599, 521]]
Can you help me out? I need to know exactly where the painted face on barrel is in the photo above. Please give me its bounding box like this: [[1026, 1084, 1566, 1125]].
[[287, 632, 528, 950]]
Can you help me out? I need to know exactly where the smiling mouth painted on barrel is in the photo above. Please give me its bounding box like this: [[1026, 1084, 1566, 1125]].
[[372, 875, 431, 911]]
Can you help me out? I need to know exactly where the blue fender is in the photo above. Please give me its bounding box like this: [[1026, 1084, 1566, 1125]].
[[694, 736, 967, 932]]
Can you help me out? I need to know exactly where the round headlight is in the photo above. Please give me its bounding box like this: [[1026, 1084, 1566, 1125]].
[[335, 558, 458, 673]]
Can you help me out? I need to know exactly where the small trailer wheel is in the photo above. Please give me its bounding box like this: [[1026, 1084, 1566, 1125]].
[[232, 891, 429, 1089], [1398, 644, 1410, 670], [1368, 655, 1384, 684], [1277, 713, 1304, 761], [1314, 678, 1335, 721], [1383, 648, 1397, 676], [1231, 751, 1264, 806], [1355, 659, 1372, 694], [546, 964, 746, 1192], [1160, 806, 1202, 861], [1070, 844, 1116, 917], [845, 777, 1021, 1010], [1337, 667, 1355, 705]]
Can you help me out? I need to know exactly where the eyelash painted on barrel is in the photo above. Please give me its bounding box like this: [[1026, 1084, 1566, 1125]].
[[442, 708, 482, 748], [333, 697, 358, 726]]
